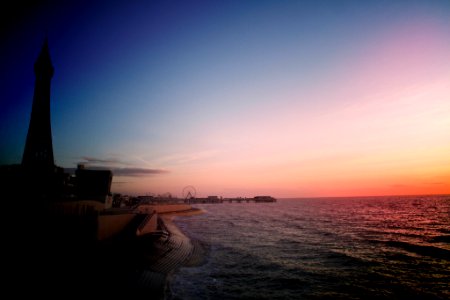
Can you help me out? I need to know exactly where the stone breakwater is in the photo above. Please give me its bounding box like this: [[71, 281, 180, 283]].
[[132, 210, 206, 299]]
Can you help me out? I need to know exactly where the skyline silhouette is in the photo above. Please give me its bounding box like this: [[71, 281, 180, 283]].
[[1, 1, 449, 198], [0, 4, 448, 297]]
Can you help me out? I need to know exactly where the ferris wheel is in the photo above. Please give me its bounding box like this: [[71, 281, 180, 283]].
[[182, 185, 196, 202]]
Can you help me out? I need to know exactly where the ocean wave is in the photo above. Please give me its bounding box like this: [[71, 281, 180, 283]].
[[169, 196, 450, 299], [430, 235, 450, 244], [385, 241, 450, 260]]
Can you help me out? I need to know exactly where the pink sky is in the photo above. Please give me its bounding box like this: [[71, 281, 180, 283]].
[[113, 16, 450, 198], [2, 2, 449, 199]]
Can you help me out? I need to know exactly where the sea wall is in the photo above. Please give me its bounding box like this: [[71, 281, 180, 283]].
[[136, 213, 158, 236], [137, 204, 192, 214], [97, 213, 135, 240], [45, 202, 196, 241]]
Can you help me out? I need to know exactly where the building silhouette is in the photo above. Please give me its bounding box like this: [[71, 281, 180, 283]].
[[22, 38, 55, 170], [1, 38, 141, 297], [76, 164, 112, 203], [2, 39, 113, 206]]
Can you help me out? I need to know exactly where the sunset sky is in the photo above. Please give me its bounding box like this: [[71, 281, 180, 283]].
[[1, 0, 449, 198]]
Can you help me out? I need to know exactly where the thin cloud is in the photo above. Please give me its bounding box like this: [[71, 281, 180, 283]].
[[65, 166, 168, 177], [79, 156, 126, 165], [68, 155, 169, 176], [111, 181, 128, 185], [113, 167, 168, 176]]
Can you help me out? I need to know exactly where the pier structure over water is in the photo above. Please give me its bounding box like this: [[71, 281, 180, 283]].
[[187, 195, 277, 204], [134, 194, 277, 205]]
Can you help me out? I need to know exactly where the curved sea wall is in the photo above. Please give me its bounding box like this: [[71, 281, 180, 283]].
[[130, 207, 206, 299], [98, 213, 136, 240], [136, 204, 198, 214]]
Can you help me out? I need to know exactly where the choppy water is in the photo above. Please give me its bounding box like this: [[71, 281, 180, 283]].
[[169, 195, 450, 300]]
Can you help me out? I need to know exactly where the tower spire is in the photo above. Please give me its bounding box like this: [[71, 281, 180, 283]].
[[22, 38, 55, 169]]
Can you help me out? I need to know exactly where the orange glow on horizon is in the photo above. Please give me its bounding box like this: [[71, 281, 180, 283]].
[[111, 16, 450, 198]]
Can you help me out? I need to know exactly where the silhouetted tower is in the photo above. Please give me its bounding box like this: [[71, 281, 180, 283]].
[[22, 39, 55, 169]]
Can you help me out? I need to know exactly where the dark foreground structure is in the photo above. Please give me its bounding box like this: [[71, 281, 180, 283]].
[[0, 40, 145, 298], [2, 39, 112, 204], [2, 39, 205, 299], [22, 38, 55, 170]]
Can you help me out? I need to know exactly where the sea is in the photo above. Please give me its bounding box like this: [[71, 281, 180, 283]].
[[169, 195, 449, 300]]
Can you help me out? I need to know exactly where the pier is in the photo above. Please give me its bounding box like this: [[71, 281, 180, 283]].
[[134, 195, 277, 205], [186, 196, 277, 204]]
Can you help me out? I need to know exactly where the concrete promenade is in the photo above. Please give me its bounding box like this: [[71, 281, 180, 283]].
[[4, 203, 204, 299], [116, 205, 205, 299]]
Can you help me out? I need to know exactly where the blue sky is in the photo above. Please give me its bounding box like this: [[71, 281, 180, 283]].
[[1, 1, 449, 197]]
